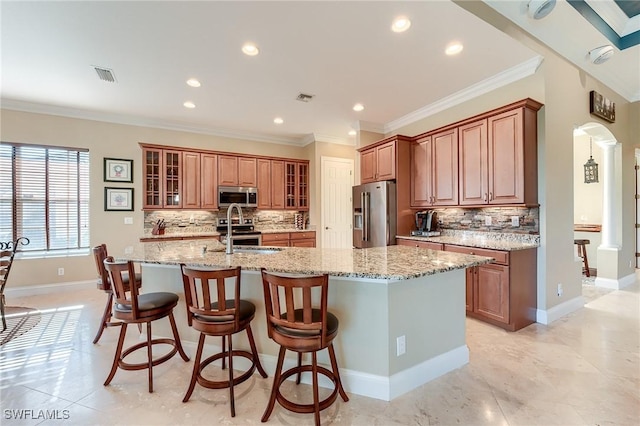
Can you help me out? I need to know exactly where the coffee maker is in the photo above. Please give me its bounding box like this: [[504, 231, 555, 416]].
[[411, 210, 440, 236]]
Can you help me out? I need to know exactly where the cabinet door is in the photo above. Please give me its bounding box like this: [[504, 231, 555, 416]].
[[297, 162, 309, 210], [431, 128, 458, 206], [488, 108, 524, 204], [271, 160, 285, 209], [285, 162, 298, 209], [182, 152, 201, 209], [163, 150, 182, 208], [143, 148, 162, 209], [376, 141, 396, 181], [411, 138, 431, 207], [201, 153, 218, 209], [238, 157, 257, 186], [459, 119, 488, 205], [257, 159, 272, 209], [360, 148, 376, 184], [218, 155, 238, 186], [291, 239, 315, 247], [466, 267, 475, 313], [475, 263, 510, 324]]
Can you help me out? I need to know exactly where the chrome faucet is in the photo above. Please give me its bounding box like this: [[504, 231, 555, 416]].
[[225, 203, 244, 254]]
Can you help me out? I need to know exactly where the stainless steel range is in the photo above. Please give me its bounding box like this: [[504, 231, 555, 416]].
[[216, 217, 262, 246]]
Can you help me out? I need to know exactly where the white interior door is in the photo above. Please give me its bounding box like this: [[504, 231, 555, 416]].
[[321, 156, 354, 249]]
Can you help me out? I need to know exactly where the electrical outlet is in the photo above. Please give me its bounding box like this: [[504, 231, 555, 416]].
[[557, 283, 563, 297], [396, 335, 406, 356], [511, 216, 520, 227], [484, 216, 492, 226], [124, 217, 133, 225], [57, 267, 65, 276]]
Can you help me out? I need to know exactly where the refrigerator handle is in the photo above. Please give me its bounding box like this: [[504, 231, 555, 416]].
[[362, 191, 369, 241]]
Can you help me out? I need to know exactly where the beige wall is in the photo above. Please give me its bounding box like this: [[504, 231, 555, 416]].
[[1, 109, 311, 288], [574, 134, 604, 224]]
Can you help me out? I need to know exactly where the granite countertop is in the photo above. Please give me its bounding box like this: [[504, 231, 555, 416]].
[[259, 228, 316, 234], [140, 231, 220, 240], [120, 239, 492, 280], [397, 230, 540, 251]]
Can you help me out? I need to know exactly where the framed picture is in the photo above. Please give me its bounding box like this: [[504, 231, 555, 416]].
[[104, 187, 134, 211], [589, 90, 615, 123], [104, 158, 133, 182]]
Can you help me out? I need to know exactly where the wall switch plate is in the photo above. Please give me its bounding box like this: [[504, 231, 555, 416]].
[[57, 267, 64, 276], [511, 216, 520, 227], [484, 216, 492, 226], [124, 217, 133, 225], [557, 283, 563, 297], [396, 335, 406, 356]]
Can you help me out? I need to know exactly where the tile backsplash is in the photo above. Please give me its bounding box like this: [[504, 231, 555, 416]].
[[430, 206, 538, 234]]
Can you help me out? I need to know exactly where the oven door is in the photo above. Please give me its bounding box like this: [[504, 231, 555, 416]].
[[227, 233, 262, 246]]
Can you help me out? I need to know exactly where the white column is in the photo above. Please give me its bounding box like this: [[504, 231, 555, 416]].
[[597, 140, 619, 249]]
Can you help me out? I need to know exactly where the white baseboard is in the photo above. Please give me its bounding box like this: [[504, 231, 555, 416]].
[[5, 280, 95, 298], [536, 295, 584, 325], [175, 340, 468, 402], [595, 273, 637, 290]]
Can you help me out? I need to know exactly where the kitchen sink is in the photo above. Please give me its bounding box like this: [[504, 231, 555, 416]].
[[231, 248, 281, 255]]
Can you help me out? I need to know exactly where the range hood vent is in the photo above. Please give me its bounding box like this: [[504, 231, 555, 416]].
[[296, 93, 314, 102], [93, 66, 116, 83]]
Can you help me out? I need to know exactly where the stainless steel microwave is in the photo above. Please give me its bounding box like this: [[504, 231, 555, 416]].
[[218, 186, 258, 208]]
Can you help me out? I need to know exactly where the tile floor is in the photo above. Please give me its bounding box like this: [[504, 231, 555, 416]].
[[1, 274, 638, 426]]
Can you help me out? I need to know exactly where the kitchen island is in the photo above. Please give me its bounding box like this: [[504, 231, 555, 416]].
[[119, 240, 491, 401]]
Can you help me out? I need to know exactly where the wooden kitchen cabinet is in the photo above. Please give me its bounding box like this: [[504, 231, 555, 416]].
[[444, 244, 536, 331], [411, 128, 458, 207], [262, 232, 291, 247], [200, 153, 218, 209], [459, 99, 541, 206], [359, 137, 412, 184], [262, 231, 316, 247], [142, 147, 182, 209], [218, 155, 257, 187], [182, 151, 201, 209], [285, 161, 309, 210], [257, 159, 272, 209], [254, 159, 287, 210]]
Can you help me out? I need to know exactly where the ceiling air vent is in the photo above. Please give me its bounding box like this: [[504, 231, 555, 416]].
[[93, 66, 116, 83], [296, 93, 314, 102]]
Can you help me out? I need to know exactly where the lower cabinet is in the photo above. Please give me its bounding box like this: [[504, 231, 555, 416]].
[[262, 231, 316, 247], [444, 244, 536, 331]]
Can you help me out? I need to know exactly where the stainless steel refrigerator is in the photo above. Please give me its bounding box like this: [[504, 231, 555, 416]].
[[353, 181, 397, 248]]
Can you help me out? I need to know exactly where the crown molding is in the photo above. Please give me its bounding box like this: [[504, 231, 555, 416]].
[[300, 133, 354, 147], [0, 98, 306, 147], [385, 56, 543, 134], [354, 120, 385, 134]]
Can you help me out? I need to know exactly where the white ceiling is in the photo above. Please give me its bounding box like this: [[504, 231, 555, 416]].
[[1, 1, 636, 147]]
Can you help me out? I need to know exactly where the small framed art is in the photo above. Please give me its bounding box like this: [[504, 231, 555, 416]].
[[589, 90, 615, 123], [104, 187, 134, 211], [104, 158, 133, 183]]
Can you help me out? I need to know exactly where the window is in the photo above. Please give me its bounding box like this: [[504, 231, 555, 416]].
[[0, 142, 90, 255]]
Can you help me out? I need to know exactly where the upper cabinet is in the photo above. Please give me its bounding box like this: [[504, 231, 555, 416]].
[[358, 135, 412, 184], [411, 128, 458, 207], [285, 161, 309, 210], [218, 155, 257, 187], [200, 153, 218, 210], [142, 147, 182, 209], [257, 159, 286, 209], [459, 99, 541, 206]]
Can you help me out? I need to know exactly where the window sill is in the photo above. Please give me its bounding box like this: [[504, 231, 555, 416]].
[[16, 248, 90, 260]]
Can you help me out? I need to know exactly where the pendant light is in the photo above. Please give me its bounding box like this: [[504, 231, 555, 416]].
[[583, 138, 599, 184]]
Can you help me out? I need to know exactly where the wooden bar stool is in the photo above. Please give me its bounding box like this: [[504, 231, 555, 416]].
[[574, 239, 591, 277], [180, 265, 267, 416], [103, 257, 189, 393], [92, 244, 142, 343], [260, 268, 349, 426]]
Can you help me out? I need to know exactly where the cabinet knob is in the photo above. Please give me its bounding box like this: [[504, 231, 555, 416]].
[[489, 192, 493, 201], [325, 226, 330, 230], [484, 193, 488, 202]]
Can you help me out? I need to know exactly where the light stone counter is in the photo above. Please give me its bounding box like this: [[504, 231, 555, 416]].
[[398, 230, 540, 251], [118, 240, 492, 402]]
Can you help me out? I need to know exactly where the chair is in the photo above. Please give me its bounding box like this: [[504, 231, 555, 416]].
[[574, 239, 590, 277], [0, 237, 30, 332], [260, 268, 349, 425], [180, 265, 267, 416], [103, 256, 189, 393], [92, 244, 142, 343]]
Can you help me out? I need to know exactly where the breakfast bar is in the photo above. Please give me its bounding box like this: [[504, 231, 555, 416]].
[[119, 240, 492, 401]]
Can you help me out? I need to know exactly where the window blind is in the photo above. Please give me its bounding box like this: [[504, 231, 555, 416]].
[[0, 142, 90, 253]]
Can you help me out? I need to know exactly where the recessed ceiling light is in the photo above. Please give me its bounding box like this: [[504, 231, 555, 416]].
[[273, 117, 284, 124], [183, 101, 195, 109], [445, 42, 464, 56], [348, 130, 357, 136], [353, 103, 364, 112], [186, 78, 201, 88], [242, 43, 259, 56], [391, 16, 411, 33]]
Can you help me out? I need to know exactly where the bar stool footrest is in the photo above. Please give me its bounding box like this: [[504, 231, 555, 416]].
[[197, 350, 257, 389], [118, 338, 179, 371], [275, 365, 340, 414]]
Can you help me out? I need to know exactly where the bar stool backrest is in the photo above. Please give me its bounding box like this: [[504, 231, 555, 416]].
[[103, 256, 141, 319]]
